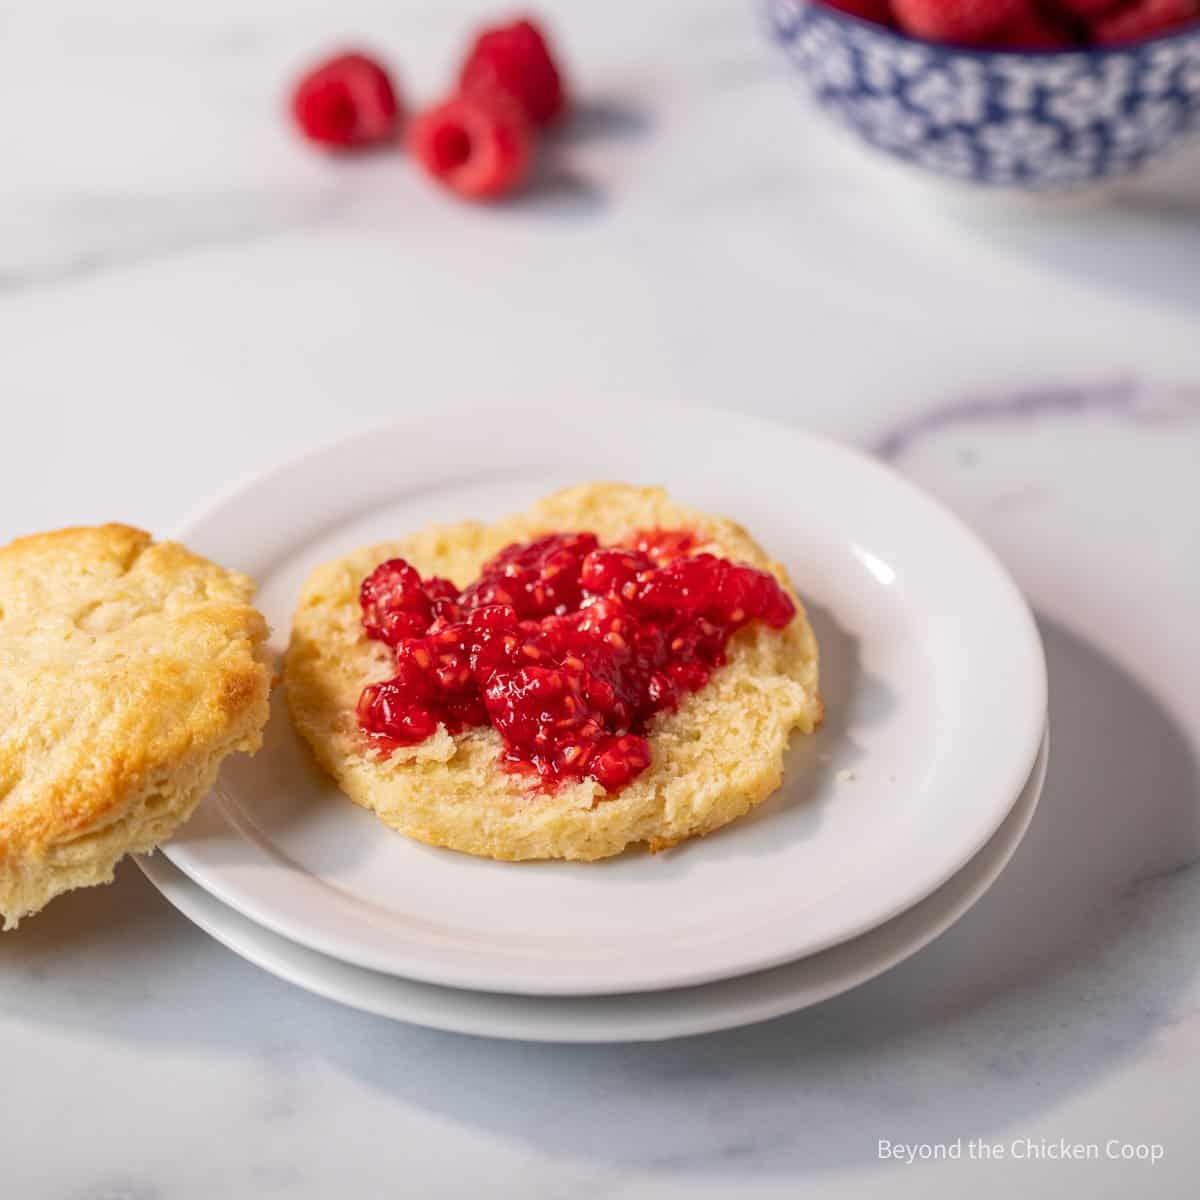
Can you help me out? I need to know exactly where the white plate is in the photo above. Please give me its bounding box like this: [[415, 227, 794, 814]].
[[163, 409, 1047, 995], [143, 729, 1047, 1042]]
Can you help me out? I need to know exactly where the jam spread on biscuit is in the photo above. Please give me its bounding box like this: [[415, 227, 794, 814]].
[[356, 530, 795, 793]]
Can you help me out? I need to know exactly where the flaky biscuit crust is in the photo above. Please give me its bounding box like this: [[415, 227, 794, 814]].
[[0, 525, 271, 927], [285, 484, 821, 861]]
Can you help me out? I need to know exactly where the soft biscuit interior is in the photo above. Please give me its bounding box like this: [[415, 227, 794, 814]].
[[284, 483, 821, 862]]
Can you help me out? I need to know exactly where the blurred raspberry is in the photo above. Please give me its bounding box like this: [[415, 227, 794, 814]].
[[459, 18, 567, 127], [1093, 0, 1198, 42], [291, 51, 400, 150], [892, 0, 1030, 42], [820, 0, 896, 24], [990, 8, 1078, 44], [409, 91, 533, 200], [1054, 0, 1123, 17]]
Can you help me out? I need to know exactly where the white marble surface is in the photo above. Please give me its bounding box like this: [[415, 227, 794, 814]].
[[2, 1, 1199, 1196]]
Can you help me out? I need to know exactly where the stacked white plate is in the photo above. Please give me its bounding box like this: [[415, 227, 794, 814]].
[[141, 410, 1048, 1043]]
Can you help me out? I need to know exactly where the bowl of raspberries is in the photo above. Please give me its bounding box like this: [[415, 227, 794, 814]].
[[762, 0, 1200, 188]]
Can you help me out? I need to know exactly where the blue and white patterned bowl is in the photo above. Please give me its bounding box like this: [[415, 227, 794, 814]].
[[762, 0, 1200, 189]]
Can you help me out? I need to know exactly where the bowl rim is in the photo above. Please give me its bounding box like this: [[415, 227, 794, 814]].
[[782, 0, 1200, 61]]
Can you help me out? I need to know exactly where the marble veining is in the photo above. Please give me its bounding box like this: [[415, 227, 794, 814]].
[[873, 376, 1200, 460], [0, 191, 349, 294]]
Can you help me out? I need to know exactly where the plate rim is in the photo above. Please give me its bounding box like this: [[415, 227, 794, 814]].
[[142, 728, 1048, 1042], [162, 408, 1049, 994]]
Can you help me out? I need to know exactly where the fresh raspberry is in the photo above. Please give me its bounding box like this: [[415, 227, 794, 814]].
[[819, 0, 896, 24], [989, 9, 1077, 44], [459, 18, 567, 127], [892, 0, 1030, 42], [1093, 0, 1198, 42], [290, 51, 400, 150], [409, 92, 533, 201]]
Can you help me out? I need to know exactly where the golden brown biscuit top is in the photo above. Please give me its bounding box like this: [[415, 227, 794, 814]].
[[0, 524, 270, 863]]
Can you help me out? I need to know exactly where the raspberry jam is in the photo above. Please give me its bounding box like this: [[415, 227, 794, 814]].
[[356, 530, 795, 793]]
